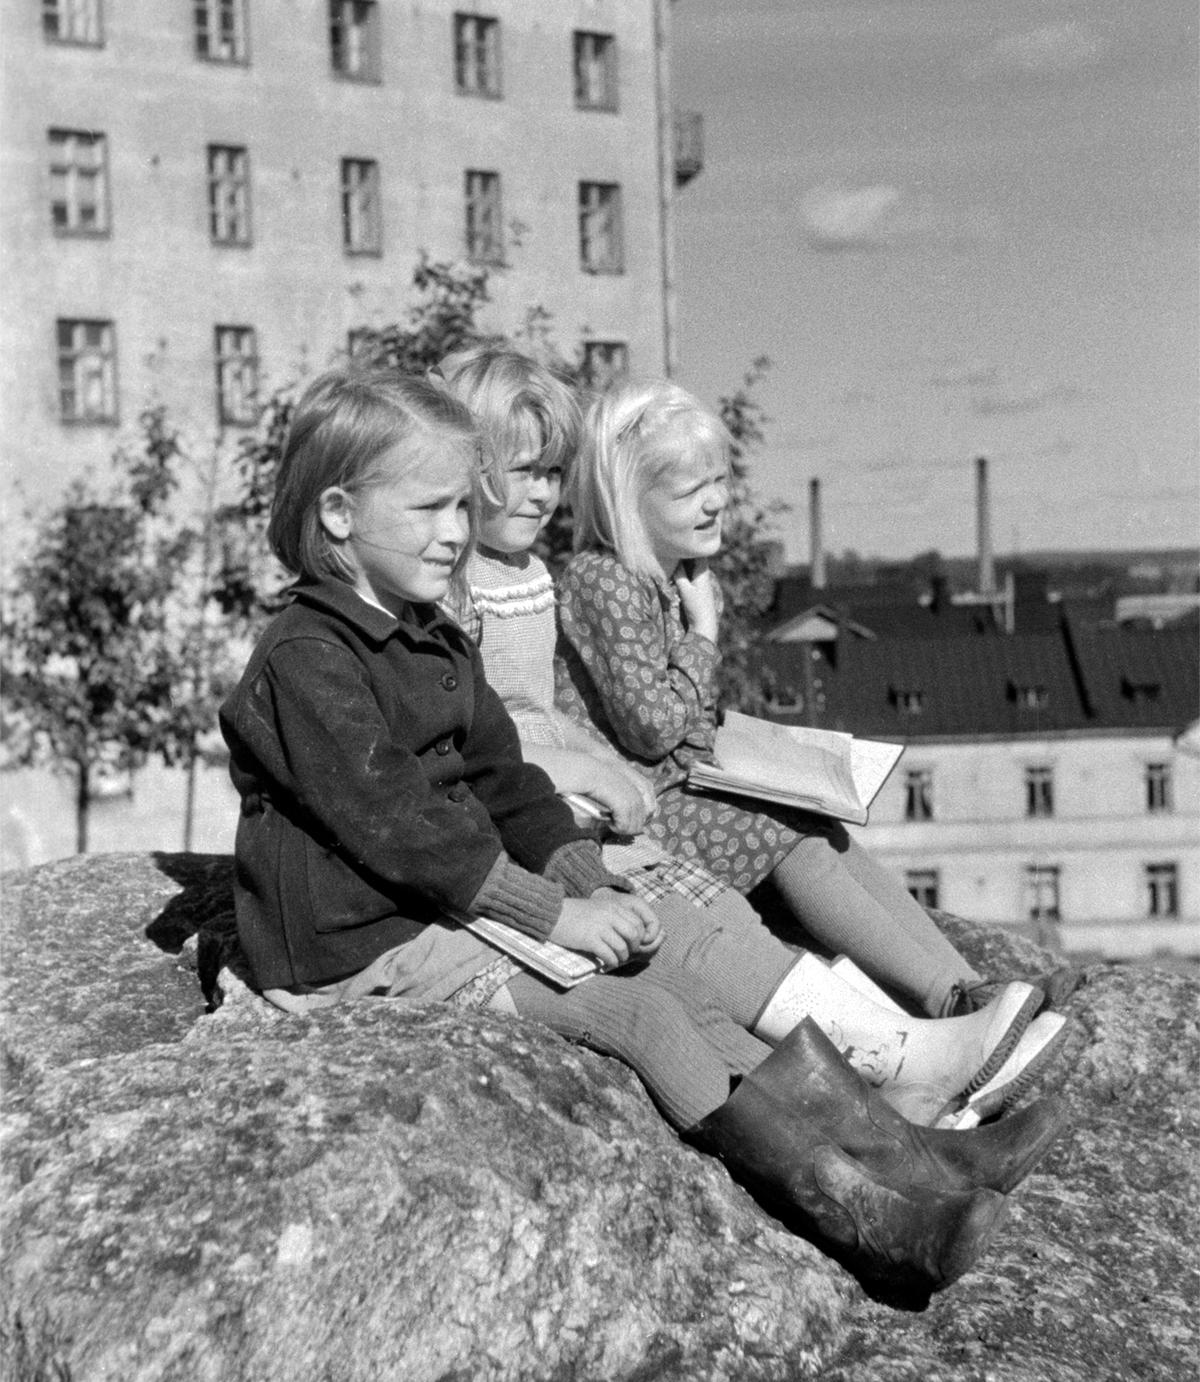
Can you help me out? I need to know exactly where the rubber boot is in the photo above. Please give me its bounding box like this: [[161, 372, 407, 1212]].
[[689, 1034, 1008, 1294], [752, 1019, 1071, 1195], [753, 952, 1041, 1118]]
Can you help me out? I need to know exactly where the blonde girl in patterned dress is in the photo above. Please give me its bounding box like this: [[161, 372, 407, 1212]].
[[437, 347, 1068, 1129], [557, 378, 1076, 1035]]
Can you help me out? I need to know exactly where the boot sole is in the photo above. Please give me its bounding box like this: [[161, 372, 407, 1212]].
[[961, 983, 1043, 1097], [936, 1013, 1071, 1129]]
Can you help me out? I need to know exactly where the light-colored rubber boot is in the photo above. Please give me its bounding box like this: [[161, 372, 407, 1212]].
[[829, 955, 907, 1014], [934, 1011, 1071, 1129], [753, 953, 1041, 1116]]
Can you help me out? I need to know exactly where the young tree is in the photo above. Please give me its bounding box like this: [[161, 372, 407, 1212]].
[[712, 356, 787, 712], [3, 455, 179, 852]]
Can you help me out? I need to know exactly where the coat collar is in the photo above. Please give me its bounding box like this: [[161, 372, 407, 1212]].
[[290, 578, 467, 649]]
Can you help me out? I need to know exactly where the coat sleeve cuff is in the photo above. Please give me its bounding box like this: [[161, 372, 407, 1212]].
[[467, 853, 565, 941], [542, 839, 633, 898]]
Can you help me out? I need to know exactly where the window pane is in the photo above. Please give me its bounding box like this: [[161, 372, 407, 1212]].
[[49, 129, 108, 234], [57, 318, 116, 422]]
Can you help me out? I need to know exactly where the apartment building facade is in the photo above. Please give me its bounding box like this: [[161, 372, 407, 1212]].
[[2, 0, 691, 511]]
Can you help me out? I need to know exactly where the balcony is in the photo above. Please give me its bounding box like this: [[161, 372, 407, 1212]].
[[674, 110, 703, 187]]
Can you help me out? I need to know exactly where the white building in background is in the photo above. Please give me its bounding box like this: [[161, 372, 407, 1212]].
[[0, 0, 702, 868], [759, 581, 1200, 962], [1, 0, 699, 512], [858, 730, 1200, 961]]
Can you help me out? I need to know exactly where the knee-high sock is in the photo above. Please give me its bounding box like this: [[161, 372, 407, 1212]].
[[771, 830, 976, 1017], [503, 959, 770, 1129]]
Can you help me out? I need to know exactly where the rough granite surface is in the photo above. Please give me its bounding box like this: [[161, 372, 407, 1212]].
[[1, 852, 1197, 1381]]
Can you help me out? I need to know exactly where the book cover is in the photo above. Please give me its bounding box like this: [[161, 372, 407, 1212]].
[[455, 914, 600, 988]]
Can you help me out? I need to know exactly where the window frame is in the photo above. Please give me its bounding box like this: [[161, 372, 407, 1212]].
[[903, 768, 934, 823], [1145, 862, 1180, 919], [1024, 864, 1061, 923], [56, 317, 118, 425], [194, 0, 250, 64], [573, 30, 617, 112], [453, 12, 502, 98], [1024, 764, 1055, 819], [48, 127, 109, 237], [581, 340, 629, 391], [42, 0, 104, 46], [578, 181, 624, 275], [464, 168, 504, 265], [340, 157, 383, 256], [905, 869, 940, 910], [206, 143, 252, 246], [214, 324, 259, 427], [329, 0, 381, 83], [1145, 761, 1173, 814]]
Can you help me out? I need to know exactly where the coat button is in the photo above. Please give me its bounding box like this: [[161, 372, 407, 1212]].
[[447, 783, 470, 803], [441, 673, 458, 691], [434, 739, 451, 756]]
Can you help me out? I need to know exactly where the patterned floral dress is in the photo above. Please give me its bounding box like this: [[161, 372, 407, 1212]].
[[556, 549, 810, 894]]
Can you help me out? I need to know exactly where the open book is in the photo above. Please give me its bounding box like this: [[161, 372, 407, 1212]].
[[454, 913, 599, 988], [686, 711, 904, 827]]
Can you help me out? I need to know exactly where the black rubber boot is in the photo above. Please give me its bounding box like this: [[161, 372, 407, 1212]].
[[690, 1036, 1008, 1294], [753, 1019, 1071, 1195]]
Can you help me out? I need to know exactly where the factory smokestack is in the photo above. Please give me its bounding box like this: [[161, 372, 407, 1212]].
[[809, 478, 826, 590], [975, 455, 995, 597]]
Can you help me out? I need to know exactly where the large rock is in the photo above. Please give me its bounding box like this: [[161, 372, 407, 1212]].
[[1, 853, 1196, 1381]]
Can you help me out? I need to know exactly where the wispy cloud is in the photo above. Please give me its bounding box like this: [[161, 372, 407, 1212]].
[[800, 184, 901, 251], [965, 23, 1109, 81], [971, 383, 1081, 416], [929, 361, 999, 390]]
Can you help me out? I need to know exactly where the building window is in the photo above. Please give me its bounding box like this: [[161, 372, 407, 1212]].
[[1011, 683, 1049, 711], [330, 0, 379, 81], [43, 0, 103, 44], [57, 319, 117, 423], [573, 31, 616, 110], [903, 769, 933, 822], [453, 13, 501, 97], [464, 169, 503, 264], [1025, 765, 1054, 818], [341, 158, 381, 254], [1145, 762, 1173, 814], [207, 144, 251, 245], [579, 182, 623, 274], [1145, 863, 1179, 919], [582, 341, 628, 391], [214, 326, 258, 426], [346, 327, 377, 360], [195, 0, 248, 62], [906, 869, 940, 910], [49, 129, 108, 235], [1024, 865, 1060, 923], [889, 685, 924, 715]]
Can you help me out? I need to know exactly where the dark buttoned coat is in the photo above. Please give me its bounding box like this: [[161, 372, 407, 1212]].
[[219, 578, 589, 989]]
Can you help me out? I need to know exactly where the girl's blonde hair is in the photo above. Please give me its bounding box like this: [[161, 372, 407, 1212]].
[[570, 379, 731, 576], [436, 345, 581, 511], [268, 365, 479, 584]]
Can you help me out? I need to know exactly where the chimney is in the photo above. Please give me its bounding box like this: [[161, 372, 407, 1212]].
[[975, 455, 995, 597], [809, 478, 826, 590]]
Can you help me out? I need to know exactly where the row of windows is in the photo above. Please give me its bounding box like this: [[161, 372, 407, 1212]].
[[46, 130, 626, 271], [53, 318, 630, 426], [43, 2, 620, 110], [905, 862, 1184, 921], [901, 760, 1176, 823]]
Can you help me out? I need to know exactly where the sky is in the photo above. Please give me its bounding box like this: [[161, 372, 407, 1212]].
[[670, 0, 1199, 563]]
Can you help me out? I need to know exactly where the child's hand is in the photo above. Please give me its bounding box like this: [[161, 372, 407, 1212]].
[[581, 761, 657, 834], [551, 892, 663, 969], [674, 560, 720, 644]]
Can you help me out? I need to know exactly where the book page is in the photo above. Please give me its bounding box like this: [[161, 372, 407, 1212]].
[[712, 712, 860, 812], [848, 737, 905, 805]]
